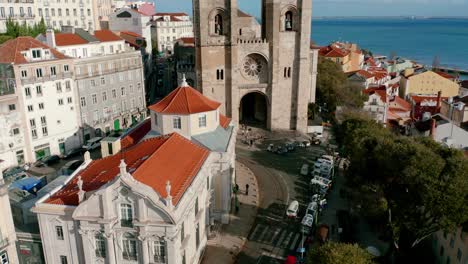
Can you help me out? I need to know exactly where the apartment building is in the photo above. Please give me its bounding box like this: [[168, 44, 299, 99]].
[[400, 68, 460, 98], [33, 81, 236, 264], [37, 28, 146, 140], [153, 12, 193, 54], [0, 0, 36, 33], [0, 167, 19, 264], [109, 7, 153, 57], [0, 36, 80, 165], [433, 227, 468, 264], [35, 0, 96, 31]]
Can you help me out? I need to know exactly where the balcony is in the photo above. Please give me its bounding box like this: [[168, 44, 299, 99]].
[[21, 72, 72, 85]]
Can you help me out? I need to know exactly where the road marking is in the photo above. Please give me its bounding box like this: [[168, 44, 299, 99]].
[[257, 225, 269, 242], [289, 233, 300, 250], [266, 227, 281, 244], [281, 232, 294, 248], [273, 230, 287, 247], [249, 224, 262, 240]]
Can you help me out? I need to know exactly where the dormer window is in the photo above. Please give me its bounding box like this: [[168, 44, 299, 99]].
[[32, 49, 41, 59], [173, 116, 181, 129], [198, 114, 207, 128]]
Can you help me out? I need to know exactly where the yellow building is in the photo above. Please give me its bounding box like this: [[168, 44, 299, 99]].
[[400, 68, 460, 98], [318, 43, 363, 73]]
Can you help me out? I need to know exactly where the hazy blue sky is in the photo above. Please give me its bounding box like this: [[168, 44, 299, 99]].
[[155, 0, 468, 17]]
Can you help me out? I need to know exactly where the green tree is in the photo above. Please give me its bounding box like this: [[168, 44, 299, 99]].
[[338, 116, 468, 253], [316, 58, 347, 113], [308, 242, 374, 264]]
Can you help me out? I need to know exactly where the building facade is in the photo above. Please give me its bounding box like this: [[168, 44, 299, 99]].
[[33, 81, 236, 264], [109, 7, 153, 56], [432, 227, 468, 264], [153, 12, 193, 54], [35, 0, 96, 31], [194, 0, 314, 133], [0, 167, 20, 264], [400, 68, 460, 98], [0, 0, 36, 33], [38, 28, 146, 140], [0, 37, 81, 165]]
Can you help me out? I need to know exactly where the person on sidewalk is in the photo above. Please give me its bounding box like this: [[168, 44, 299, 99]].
[[245, 184, 249, 195]]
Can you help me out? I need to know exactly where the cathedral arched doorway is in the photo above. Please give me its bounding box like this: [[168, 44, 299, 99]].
[[239, 92, 268, 128]]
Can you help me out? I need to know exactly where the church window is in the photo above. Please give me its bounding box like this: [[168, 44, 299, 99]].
[[122, 233, 137, 261], [285, 11, 293, 31], [216, 69, 224, 80], [214, 14, 223, 35], [153, 239, 166, 263], [120, 203, 133, 227], [288, 67, 291, 78], [95, 234, 106, 258]]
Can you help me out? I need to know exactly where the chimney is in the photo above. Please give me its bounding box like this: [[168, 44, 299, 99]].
[[88, 26, 95, 36], [430, 118, 437, 139], [46, 28, 56, 48], [436, 90, 442, 111]]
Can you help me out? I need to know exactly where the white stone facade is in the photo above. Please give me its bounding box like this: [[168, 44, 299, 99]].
[[109, 8, 153, 55], [153, 13, 193, 54], [0, 0, 36, 33], [0, 39, 81, 165], [33, 83, 236, 264], [35, 0, 96, 30], [0, 168, 19, 264]]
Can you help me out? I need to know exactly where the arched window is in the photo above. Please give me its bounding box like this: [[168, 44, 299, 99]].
[[214, 14, 223, 35], [285, 11, 293, 31]]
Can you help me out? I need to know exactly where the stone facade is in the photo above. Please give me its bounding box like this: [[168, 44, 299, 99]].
[[193, 0, 315, 133], [0, 168, 20, 264]]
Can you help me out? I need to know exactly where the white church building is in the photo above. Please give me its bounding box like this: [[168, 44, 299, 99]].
[[32, 78, 236, 264]]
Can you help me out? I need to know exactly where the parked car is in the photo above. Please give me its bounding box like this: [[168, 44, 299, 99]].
[[285, 142, 295, 151], [302, 141, 311, 147], [286, 200, 299, 218], [2, 166, 26, 179], [305, 201, 318, 216], [83, 137, 103, 150], [61, 160, 84, 175], [267, 144, 275, 152], [300, 164, 309, 176], [62, 147, 84, 159], [35, 155, 61, 167]]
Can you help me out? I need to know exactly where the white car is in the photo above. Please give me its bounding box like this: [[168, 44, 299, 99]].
[[300, 164, 309, 176], [306, 201, 318, 216], [301, 214, 315, 233], [286, 200, 299, 218]]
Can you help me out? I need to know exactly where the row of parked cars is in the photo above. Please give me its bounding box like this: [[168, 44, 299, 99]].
[[267, 139, 321, 155]]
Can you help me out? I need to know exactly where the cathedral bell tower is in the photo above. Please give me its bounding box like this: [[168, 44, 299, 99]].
[[193, 0, 314, 133]]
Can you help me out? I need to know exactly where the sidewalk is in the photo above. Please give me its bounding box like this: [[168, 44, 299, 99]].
[[202, 161, 259, 264]]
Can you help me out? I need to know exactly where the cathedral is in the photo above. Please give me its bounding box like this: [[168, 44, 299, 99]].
[[194, 0, 315, 133]]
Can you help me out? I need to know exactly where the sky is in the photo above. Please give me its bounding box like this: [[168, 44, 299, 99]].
[[154, 0, 468, 17]]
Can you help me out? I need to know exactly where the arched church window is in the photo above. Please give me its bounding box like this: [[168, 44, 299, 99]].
[[285, 11, 293, 31], [215, 14, 223, 35]]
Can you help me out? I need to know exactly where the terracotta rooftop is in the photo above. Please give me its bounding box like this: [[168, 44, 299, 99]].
[[55, 33, 88, 46], [319, 45, 350, 58], [121, 119, 152, 150], [0, 36, 68, 64], [120, 31, 143, 38], [148, 85, 221, 114], [435, 71, 456, 80], [237, 9, 252, 18], [45, 133, 209, 206], [178, 37, 195, 45], [219, 114, 231, 129], [94, 30, 122, 42]]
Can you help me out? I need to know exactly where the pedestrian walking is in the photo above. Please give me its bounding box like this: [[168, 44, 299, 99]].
[[245, 184, 249, 195]]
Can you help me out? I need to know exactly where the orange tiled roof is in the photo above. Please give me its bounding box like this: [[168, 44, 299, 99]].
[[121, 119, 152, 150], [356, 70, 374, 79], [0, 36, 68, 64], [55, 33, 88, 46], [238, 9, 252, 18], [319, 45, 350, 58], [45, 133, 209, 206], [179, 37, 195, 44], [148, 86, 221, 114], [435, 71, 456, 80], [219, 114, 231, 129], [94, 30, 122, 42], [390, 96, 411, 111], [120, 31, 143, 38]]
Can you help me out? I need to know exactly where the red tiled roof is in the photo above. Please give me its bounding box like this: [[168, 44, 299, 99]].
[[55, 33, 88, 46], [94, 30, 122, 42], [45, 133, 209, 206], [375, 90, 387, 103], [120, 31, 143, 38], [435, 71, 456, 80], [148, 86, 221, 114], [390, 96, 411, 111], [356, 70, 374, 79], [0, 37, 68, 64], [410, 94, 446, 104], [238, 9, 252, 17], [319, 45, 350, 58], [219, 114, 231, 129], [178, 37, 195, 44], [121, 119, 152, 150]]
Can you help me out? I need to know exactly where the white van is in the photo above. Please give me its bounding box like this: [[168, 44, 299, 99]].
[[300, 164, 309, 176], [286, 200, 299, 218]]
